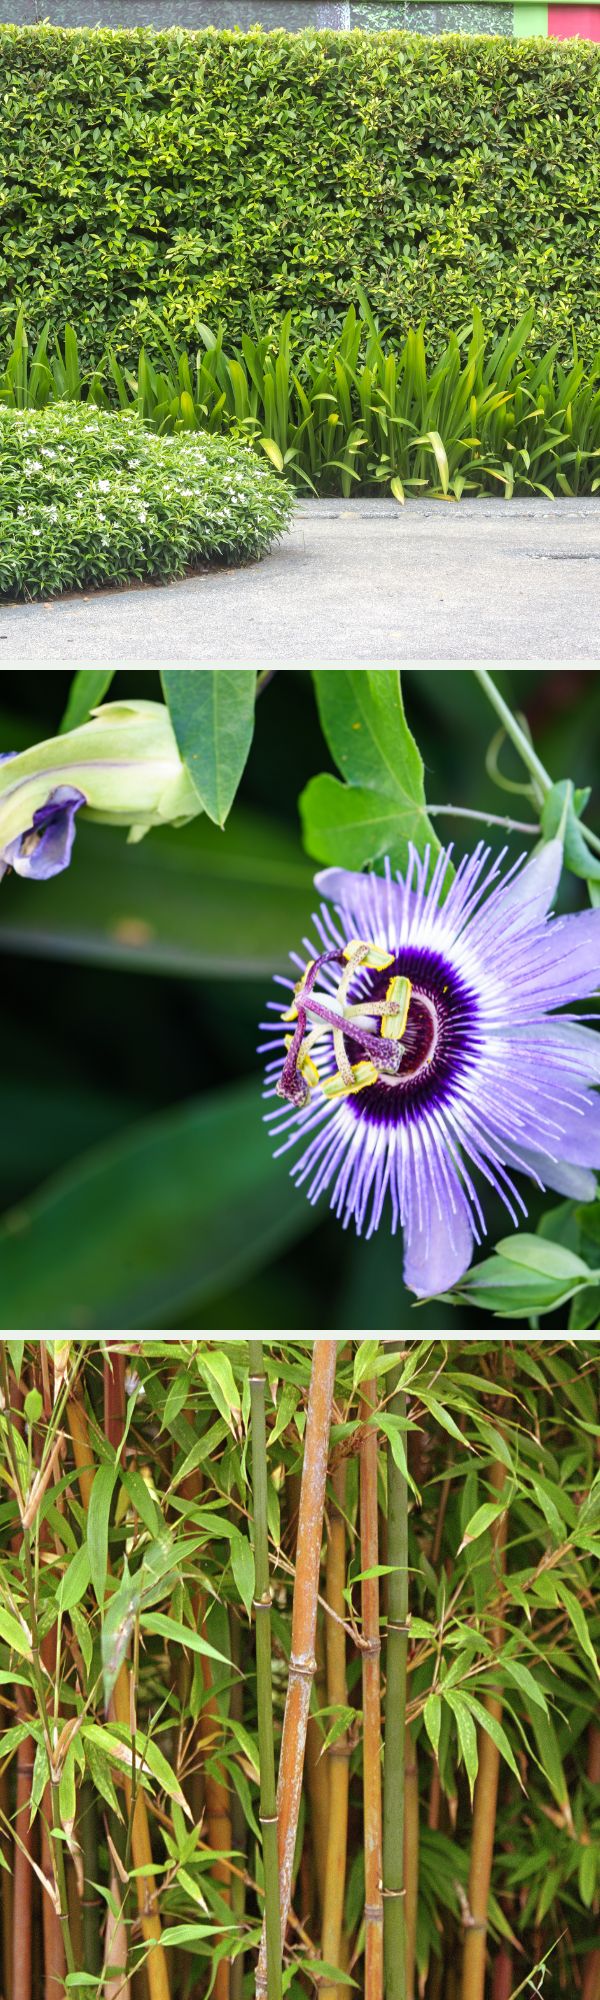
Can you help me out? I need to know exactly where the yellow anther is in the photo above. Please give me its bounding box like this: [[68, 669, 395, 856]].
[[382, 975, 412, 1042], [321, 1060, 379, 1102], [342, 937, 394, 971], [284, 1035, 321, 1088], [281, 1003, 298, 1023]]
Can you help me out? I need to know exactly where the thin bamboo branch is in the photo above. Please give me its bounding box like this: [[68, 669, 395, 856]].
[[360, 1379, 383, 2000], [249, 1342, 283, 2000], [67, 1377, 170, 2000], [321, 1462, 350, 2000], [197, 1595, 232, 2000], [460, 1462, 508, 2000], [256, 1341, 337, 1997], [383, 1373, 408, 2000]]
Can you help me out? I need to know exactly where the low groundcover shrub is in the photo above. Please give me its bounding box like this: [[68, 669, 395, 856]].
[[1, 26, 599, 366], [0, 404, 293, 598]]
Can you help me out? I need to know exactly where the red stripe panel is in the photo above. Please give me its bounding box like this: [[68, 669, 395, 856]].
[[548, 4, 600, 33]]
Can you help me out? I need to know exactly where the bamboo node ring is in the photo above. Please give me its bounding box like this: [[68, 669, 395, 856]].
[[289, 1655, 317, 1679], [363, 1904, 384, 1922], [380, 1886, 406, 1899]]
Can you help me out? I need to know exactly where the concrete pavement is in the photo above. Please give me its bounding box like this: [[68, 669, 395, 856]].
[[1, 497, 598, 663]]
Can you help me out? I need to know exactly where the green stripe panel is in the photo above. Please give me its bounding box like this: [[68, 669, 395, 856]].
[[514, 1, 549, 27]]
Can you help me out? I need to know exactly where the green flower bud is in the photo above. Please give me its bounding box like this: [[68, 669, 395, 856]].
[[0, 700, 200, 852]]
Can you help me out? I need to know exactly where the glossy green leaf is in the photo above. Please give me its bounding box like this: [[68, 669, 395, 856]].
[[0, 1079, 318, 1330], [302, 671, 442, 874], [0, 812, 314, 981], [60, 671, 115, 734], [161, 671, 256, 827]]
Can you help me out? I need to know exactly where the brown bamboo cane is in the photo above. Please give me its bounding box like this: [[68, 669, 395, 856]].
[[7, 1378, 34, 2000], [12, 1708, 35, 2000], [359, 1380, 384, 2000], [491, 1946, 514, 2000], [460, 1463, 508, 2000], [36, 1347, 68, 2000], [582, 1725, 600, 2000], [288, 1470, 330, 1926], [256, 1340, 337, 1998], [304, 1615, 330, 1924], [67, 1379, 170, 2000], [0, 1708, 13, 2000], [320, 1462, 350, 2000]]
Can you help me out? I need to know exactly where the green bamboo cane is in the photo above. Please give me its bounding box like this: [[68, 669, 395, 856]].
[[383, 1367, 409, 2000], [249, 1343, 283, 2000]]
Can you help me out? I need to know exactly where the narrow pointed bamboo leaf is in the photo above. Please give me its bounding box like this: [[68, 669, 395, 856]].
[[87, 1463, 118, 1609], [161, 671, 256, 827]]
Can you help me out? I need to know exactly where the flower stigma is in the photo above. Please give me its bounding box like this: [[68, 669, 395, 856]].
[[276, 937, 413, 1109]]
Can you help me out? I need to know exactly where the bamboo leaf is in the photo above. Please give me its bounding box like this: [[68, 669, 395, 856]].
[[87, 1463, 117, 1607]]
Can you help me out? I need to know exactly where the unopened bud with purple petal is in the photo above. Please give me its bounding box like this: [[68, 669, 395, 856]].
[[0, 700, 200, 885]]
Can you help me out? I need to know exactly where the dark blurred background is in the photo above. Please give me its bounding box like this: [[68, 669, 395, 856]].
[[1, 667, 598, 1331]]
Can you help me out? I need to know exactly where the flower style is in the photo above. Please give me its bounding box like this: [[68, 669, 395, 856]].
[[261, 840, 600, 1298], [0, 756, 86, 882]]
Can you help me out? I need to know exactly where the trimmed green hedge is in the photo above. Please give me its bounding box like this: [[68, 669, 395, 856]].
[[1, 26, 600, 365]]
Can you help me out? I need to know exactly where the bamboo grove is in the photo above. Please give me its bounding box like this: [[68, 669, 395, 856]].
[[0, 1341, 598, 2000]]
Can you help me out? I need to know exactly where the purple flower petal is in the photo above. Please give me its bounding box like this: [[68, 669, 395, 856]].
[[262, 840, 600, 1299], [1, 785, 86, 881], [402, 1139, 474, 1298]]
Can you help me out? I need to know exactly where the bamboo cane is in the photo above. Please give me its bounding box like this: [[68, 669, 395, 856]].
[[179, 1451, 233, 2000], [249, 1342, 283, 2000], [491, 1946, 514, 2000], [383, 1373, 408, 2000], [197, 1602, 232, 2000], [289, 1468, 329, 1926], [404, 1729, 419, 2000], [6, 1376, 34, 2000], [228, 1608, 246, 2000], [460, 1463, 508, 2000], [359, 1379, 384, 2000], [12, 1714, 35, 2000], [582, 1725, 600, 2000], [256, 1340, 337, 1998], [0, 1712, 13, 2000], [304, 1614, 330, 1924], [320, 1462, 350, 2000], [67, 1379, 170, 2000]]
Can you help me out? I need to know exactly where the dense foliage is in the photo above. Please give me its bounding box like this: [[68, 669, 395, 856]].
[[3, 306, 600, 500], [0, 407, 292, 599], [1, 28, 600, 367], [0, 1338, 598, 2000]]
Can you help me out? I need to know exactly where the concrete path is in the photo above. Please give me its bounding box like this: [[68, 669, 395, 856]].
[[1, 498, 598, 663]]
